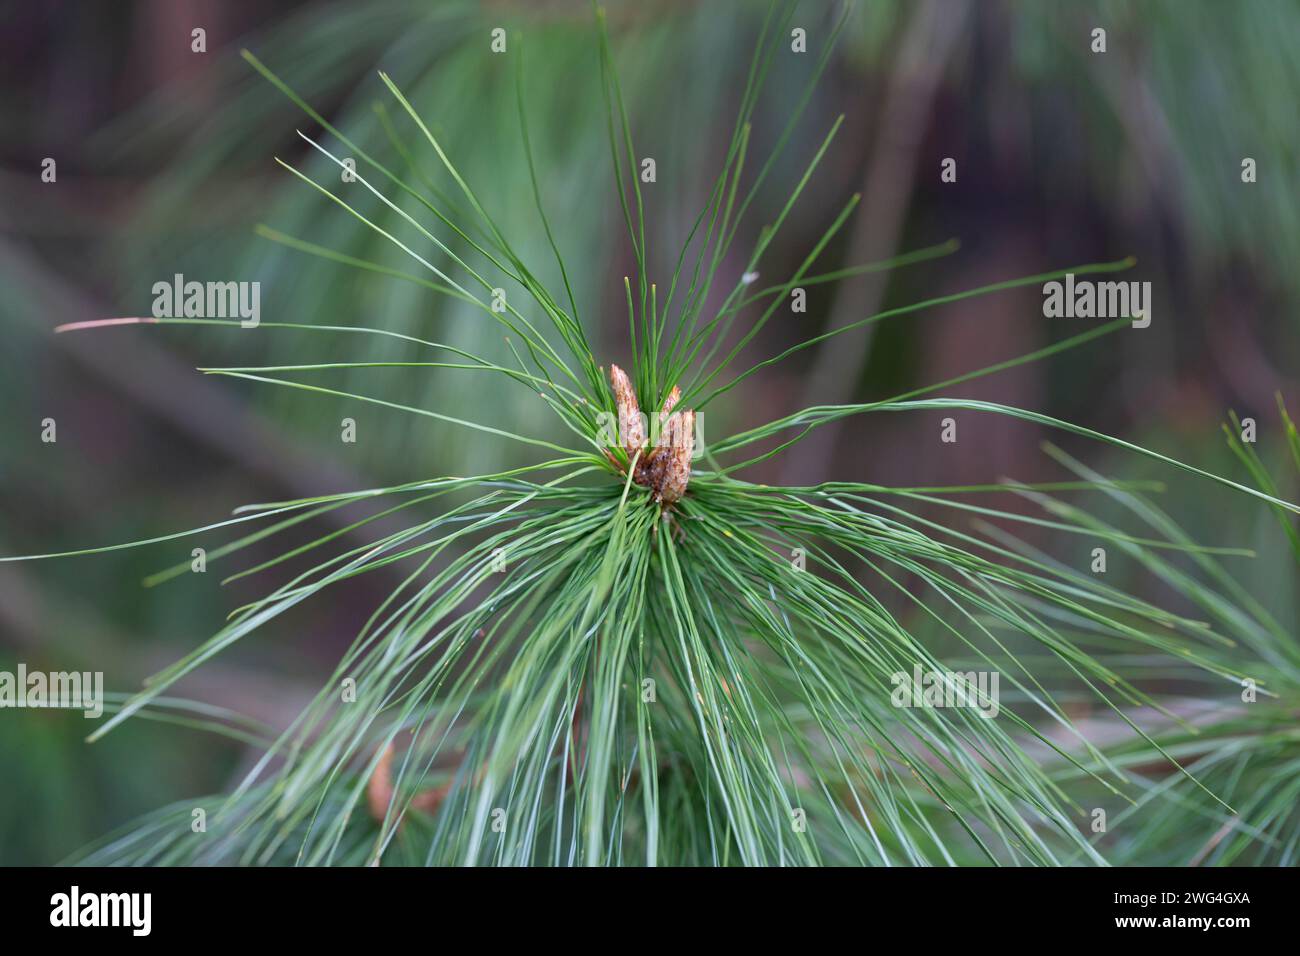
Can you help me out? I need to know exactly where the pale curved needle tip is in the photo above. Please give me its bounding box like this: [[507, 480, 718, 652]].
[[54, 316, 158, 334]]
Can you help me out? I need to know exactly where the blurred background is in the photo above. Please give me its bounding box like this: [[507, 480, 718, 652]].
[[1, 0, 1297, 865]]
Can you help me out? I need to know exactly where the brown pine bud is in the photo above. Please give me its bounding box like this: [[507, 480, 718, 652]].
[[653, 409, 694, 504], [606, 366, 693, 506], [658, 385, 681, 422], [608, 364, 645, 459]]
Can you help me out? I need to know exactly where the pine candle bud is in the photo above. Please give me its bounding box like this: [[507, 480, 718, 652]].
[[651, 408, 694, 504], [606, 366, 693, 504], [609, 363, 645, 458]]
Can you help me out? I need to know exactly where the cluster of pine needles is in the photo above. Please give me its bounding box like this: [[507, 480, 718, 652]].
[[9, 3, 1300, 866]]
